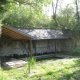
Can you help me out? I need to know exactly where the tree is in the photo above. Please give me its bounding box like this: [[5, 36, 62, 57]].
[[1, 0, 52, 28], [0, 0, 9, 12], [52, 0, 59, 26], [74, 0, 80, 24], [57, 5, 75, 29]]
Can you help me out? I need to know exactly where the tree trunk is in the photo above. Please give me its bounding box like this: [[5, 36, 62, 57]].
[[75, 0, 79, 24], [52, 0, 59, 26]]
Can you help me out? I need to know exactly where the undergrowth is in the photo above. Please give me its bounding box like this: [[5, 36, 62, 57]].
[[0, 53, 80, 80]]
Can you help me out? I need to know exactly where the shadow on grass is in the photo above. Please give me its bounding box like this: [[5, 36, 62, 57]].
[[55, 58, 80, 80], [29, 56, 80, 80], [30, 67, 80, 80], [57, 70, 80, 80], [74, 58, 80, 66], [57, 58, 80, 80]]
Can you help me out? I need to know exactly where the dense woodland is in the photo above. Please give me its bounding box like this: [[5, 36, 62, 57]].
[[0, 0, 80, 37], [0, 0, 80, 29]]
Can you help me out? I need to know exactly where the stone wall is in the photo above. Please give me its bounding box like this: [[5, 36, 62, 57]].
[[35, 39, 72, 54], [0, 37, 29, 56], [0, 36, 72, 56]]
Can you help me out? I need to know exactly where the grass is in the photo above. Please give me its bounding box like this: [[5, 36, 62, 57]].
[[0, 55, 80, 80]]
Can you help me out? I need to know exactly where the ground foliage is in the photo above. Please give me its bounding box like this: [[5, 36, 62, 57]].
[[0, 54, 80, 80]]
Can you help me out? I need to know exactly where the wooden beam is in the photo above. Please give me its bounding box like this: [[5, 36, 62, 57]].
[[30, 39, 32, 58], [55, 39, 57, 56]]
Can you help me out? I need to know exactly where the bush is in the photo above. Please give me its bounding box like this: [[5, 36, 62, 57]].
[[72, 48, 80, 54]]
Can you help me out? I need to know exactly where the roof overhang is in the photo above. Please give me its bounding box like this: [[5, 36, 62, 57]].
[[1, 25, 71, 40], [1, 26, 31, 40]]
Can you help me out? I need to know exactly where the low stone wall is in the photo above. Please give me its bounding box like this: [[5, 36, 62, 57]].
[[0, 36, 72, 56]]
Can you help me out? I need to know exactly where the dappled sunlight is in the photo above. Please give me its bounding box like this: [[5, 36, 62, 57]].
[[57, 69, 80, 80]]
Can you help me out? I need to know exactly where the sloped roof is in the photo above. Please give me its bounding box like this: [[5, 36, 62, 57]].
[[2, 26, 71, 40], [16, 28, 71, 40], [2, 26, 31, 40]]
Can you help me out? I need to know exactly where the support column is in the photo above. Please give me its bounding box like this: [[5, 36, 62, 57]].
[[30, 39, 32, 58], [28, 39, 33, 73], [54, 39, 57, 56]]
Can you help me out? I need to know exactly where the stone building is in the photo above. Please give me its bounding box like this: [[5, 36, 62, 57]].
[[0, 26, 72, 57]]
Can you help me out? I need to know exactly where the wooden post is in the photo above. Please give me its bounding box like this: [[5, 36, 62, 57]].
[[28, 39, 33, 74], [30, 39, 32, 58], [54, 39, 56, 56]]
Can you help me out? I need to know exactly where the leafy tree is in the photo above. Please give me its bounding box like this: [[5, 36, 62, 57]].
[[1, 0, 53, 28], [0, 0, 9, 12], [2, 5, 50, 28], [57, 5, 75, 29]]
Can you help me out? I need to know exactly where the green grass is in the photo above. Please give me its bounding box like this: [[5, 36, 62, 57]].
[[0, 55, 80, 80]]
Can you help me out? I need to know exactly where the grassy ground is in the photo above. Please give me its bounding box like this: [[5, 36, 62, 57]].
[[0, 55, 80, 80]]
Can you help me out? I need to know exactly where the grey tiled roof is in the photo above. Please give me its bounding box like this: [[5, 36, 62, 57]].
[[14, 28, 71, 40], [3, 26, 71, 40]]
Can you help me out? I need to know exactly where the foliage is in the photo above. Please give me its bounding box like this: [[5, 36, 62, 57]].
[[71, 48, 80, 55], [0, 0, 80, 30], [0, 0, 53, 28], [0, 0, 80, 29], [2, 5, 50, 28], [24, 57, 36, 75], [30, 57, 36, 68], [0, 0, 8, 12], [56, 5, 75, 29]]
